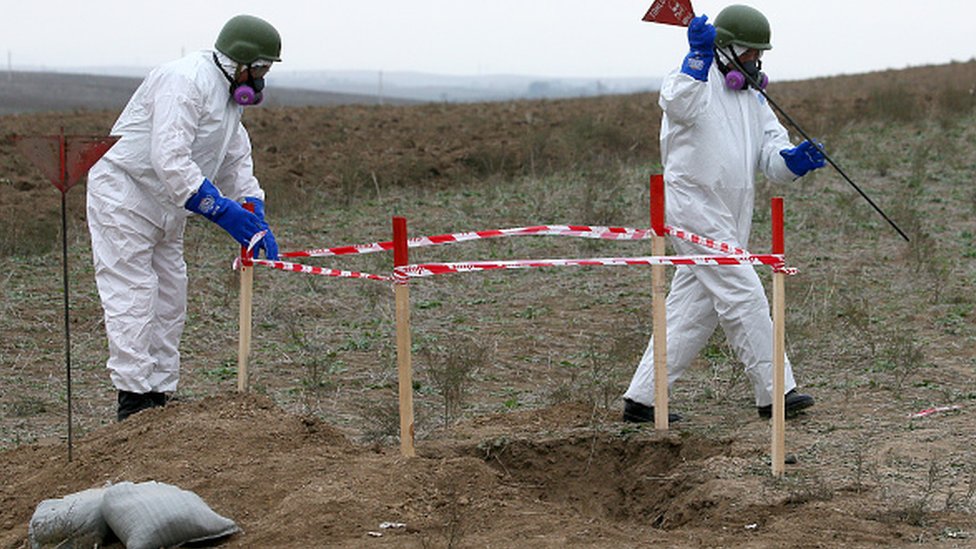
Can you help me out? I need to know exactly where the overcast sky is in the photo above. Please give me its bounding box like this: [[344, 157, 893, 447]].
[[3, 0, 974, 81]]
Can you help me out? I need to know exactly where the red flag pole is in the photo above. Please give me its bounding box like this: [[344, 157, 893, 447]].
[[771, 197, 786, 476]]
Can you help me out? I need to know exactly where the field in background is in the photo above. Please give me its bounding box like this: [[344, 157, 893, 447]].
[[0, 61, 975, 547], [0, 70, 416, 116]]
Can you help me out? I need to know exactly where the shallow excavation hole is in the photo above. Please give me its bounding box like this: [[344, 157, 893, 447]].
[[469, 431, 729, 529]]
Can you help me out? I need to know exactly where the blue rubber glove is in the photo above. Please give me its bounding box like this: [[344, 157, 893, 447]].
[[680, 15, 716, 81], [185, 179, 265, 250], [243, 196, 279, 260], [780, 140, 827, 177]]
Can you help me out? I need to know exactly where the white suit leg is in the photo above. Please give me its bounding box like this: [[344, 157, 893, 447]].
[[678, 262, 797, 407], [623, 266, 719, 406], [146, 219, 187, 393], [88, 194, 161, 394]]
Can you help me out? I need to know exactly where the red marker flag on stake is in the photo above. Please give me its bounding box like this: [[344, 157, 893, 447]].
[[642, 0, 695, 27], [14, 131, 120, 194], [12, 129, 118, 464]]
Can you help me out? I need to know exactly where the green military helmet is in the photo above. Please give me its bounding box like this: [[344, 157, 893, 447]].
[[713, 5, 772, 51], [215, 14, 282, 64]]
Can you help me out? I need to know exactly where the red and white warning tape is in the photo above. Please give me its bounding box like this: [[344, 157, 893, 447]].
[[243, 223, 794, 281], [282, 223, 756, 261], [664, 225, 747, 255], [281, 225, 654, 258], [664, 226, 795, 273], [393, 254, 788, 281], [236, 256, 393, 282]]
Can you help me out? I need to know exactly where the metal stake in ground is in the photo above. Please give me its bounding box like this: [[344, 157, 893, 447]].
[[13, 129, 119, 462]]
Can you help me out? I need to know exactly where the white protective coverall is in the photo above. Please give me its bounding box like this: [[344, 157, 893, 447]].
[[624, 61, 799, 408], [87, 50, 264, 394]]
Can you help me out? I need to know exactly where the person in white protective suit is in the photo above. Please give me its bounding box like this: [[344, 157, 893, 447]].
[[87, 14, 282, 421], [622, 5, 826, 423]]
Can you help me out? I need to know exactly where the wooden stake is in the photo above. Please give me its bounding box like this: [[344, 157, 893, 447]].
[[771, 197, 786, 476], [650, 174, 669, 430], [393, 216, 416, 457], [237, 203, 256, 393], [237, 264, 253, 392]]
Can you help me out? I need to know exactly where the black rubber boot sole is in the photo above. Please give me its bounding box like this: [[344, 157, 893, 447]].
[[758, 390, 815, 419], [622, 398, 682, 423], [117, 391, 159, 421]]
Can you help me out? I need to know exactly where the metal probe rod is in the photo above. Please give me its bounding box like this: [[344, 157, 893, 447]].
[[715, 48, 910, 242]]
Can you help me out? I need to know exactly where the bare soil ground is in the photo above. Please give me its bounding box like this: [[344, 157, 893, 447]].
[[1, 62, 975, 548]]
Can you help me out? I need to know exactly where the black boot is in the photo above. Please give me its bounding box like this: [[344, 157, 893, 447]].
[[148, 391, 169, 407], [117, 391, 157, 421], [757, 389, 815, 419], [622, 398, 682, 423]]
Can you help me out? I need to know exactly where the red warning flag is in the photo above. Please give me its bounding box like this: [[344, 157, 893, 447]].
[[642, 0, 695, 27], [14, 132, 119, 194]]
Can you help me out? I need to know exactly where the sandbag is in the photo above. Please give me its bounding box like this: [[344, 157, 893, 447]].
[[28, 486, 109, 549], [101, 481, 240, 549]]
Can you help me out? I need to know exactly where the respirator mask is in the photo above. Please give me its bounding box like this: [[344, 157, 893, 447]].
[[214, 52, 271, 106], [720, 45, 768, 91], [231, 61, 271, 105]]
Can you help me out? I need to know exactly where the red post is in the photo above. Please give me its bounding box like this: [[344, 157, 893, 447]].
[[770, 196, 786, 475], [392, 216, 416, 456], [771, 197, 784, 254], [393, 216, 408, 267], [650, 174, 666, 237], [649, 173, 669, 429], [242, 202, 256, 260]]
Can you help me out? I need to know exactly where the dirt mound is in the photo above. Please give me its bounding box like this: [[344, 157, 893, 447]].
[[0, 394, 950, 548]]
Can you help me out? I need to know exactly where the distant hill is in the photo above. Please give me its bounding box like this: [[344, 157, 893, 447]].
[[267, 69, 662, 103], [0, 70, 415, 115], [0, 68, 664, 114]]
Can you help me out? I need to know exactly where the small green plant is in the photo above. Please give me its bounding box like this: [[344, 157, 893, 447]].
[[701, 335, 745, 402], [359, 395, 401, 444], [10, 396, 47, 417], [202, 362, 236, 382], [549, 317, 646, 410], [420, 489, 468, 549], [419, 337, 489, 426], [943, 463, 976, 512], [872, 327, 926, 392], [895, 457, 944, 527], [776, 472, 835, 505], [284, 319, 346, 407]]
